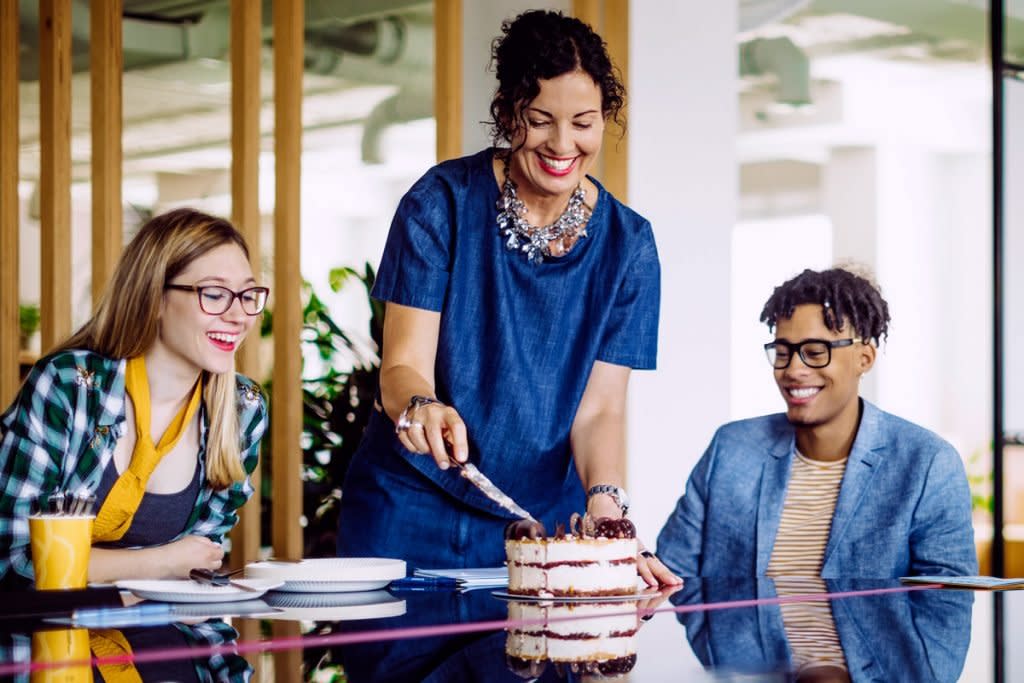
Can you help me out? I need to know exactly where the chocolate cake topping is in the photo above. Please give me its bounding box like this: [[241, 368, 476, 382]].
[[505, 655, 548, 679], [596, 654, 638, 675], [593, 516, 636, 539], [504, 518, 547, 540], [558, 655, 639, 676]]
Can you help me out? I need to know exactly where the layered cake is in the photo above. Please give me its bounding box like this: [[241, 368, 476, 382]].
[[505, 600, 639, 678], [505, 515, 638, 597]]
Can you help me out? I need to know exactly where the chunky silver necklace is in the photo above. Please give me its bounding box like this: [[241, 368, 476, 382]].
[[495, 161, 589, 265]]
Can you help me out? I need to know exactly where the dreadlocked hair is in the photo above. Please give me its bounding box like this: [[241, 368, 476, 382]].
[[759, 267, 891, 344]]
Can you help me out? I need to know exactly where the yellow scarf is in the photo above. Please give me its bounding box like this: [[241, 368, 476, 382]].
[[92, 356, 202, 542], [89, 629, 143, 683]]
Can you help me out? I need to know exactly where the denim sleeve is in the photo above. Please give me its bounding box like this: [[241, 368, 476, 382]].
[[656, 433, 715, 576], [597, 227, 660, 369], [907, 444, 978, 576], [372, 180, 453, 312]]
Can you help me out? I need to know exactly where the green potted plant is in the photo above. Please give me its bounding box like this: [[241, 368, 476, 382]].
[[18, 303, 41, 351], [260, 263, 383, 558]]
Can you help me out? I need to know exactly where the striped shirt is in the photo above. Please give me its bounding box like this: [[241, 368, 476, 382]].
[[774, 577, 848, 672], [0, 350, 267, 585], [766, 451, 847, 577]]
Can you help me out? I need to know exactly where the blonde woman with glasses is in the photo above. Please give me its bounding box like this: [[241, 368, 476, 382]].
[[0, 208, 269, 588]]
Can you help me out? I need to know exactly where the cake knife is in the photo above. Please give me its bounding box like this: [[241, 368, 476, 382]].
[[450, 457, 536, 522]]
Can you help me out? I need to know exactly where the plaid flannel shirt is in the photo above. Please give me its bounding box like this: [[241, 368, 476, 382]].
[[0, 350, 267, 584]]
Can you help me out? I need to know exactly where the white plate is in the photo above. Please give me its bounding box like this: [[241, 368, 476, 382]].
[[246, 558, 406, 593], [491, 589, 658, 603], [262, 590, 407, 621], [115, 579, 283, 603]]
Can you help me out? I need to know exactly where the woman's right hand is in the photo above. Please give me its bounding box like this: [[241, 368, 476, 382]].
[[150, 535, 224, 579], [396, 401, 469, 471]]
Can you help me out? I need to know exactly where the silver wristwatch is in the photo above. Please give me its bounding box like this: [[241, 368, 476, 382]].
[[587, 484, 630, 515]]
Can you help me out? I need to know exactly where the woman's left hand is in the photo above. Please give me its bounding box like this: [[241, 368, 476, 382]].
[[586, 495, 682, 588], [637, 542, 683, 588]]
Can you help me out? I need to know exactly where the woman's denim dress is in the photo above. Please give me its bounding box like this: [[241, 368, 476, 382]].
[[338, 148, 660, 569]]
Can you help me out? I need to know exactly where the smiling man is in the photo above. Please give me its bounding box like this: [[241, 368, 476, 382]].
[[656, 267, 977, 578]]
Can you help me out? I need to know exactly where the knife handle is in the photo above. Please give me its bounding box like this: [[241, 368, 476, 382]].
[[189, 567, 229, 586]]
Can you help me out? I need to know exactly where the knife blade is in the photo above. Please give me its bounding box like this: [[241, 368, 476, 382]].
[[451, 458, 536, 522]]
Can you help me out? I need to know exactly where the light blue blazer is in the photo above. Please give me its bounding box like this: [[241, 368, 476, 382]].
[[656, 400, 978, 578], [676, 578, 972, 681]]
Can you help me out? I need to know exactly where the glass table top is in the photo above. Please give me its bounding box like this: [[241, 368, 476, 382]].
[[1, 578, 1021, 682]]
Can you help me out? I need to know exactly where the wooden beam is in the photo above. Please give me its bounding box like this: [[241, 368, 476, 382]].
[[0, 2, 20, 405], [39, 0, 73, 351], [229, 0, 263, 570], [572, 1, 602, 42], [572, 0, 629, 202], [90, 0, 123, 304], [271, 622, 303, 679], [601, 0, 628, 202], [572, 0, 604, 180], [271, 0, 304, 563], [434, 0, 462, 161]]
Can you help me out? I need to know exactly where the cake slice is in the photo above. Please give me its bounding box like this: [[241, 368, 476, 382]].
[[505, 515, 638, 597]]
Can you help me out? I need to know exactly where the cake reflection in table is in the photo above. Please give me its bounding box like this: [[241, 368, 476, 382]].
[[504, 599, 639, 679]]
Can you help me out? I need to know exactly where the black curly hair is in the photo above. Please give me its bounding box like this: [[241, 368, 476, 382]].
[[760, 267, 891, 344], [487, 10, 625, 147]]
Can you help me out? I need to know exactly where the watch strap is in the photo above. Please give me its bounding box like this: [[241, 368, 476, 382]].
[[587, 484, 630, 514]]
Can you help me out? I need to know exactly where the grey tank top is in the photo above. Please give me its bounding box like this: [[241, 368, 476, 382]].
[[92, 455, 202, 548]]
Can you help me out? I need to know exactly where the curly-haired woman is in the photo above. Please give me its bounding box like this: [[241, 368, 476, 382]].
[[337, 9, 679, 587], [657, 267, 977, 578]]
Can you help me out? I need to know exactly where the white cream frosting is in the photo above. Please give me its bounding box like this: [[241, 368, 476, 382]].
[[505, 601, 639, 664], [506, 537, 638, 596]]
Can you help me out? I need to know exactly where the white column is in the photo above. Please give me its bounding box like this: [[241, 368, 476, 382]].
[[873, 145, 946, 430], [826, 143, 991, 456], [823, 146, 879, 402], [627, 0, 737, 544]]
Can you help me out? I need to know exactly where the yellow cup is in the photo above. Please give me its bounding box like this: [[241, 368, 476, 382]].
[[30, 627, 93, 683], [29, 515, 94, 590]]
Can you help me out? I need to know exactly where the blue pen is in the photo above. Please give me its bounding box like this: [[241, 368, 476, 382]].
[[389, 576, 460, 591], [68, 603, 175, 628]]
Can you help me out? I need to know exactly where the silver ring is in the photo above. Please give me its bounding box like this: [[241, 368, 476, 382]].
[[395, 413, 417, 434], [409, 421, 424, 430]]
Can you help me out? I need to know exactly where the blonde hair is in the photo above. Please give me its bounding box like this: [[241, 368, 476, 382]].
[[55, 208, 254, 489]]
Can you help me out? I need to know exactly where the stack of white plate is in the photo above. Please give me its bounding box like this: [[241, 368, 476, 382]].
[[262, 589, 407, 621], [245, 557, 406, 593]]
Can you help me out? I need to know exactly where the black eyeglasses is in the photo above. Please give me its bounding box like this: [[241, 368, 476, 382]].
[[763, 338, 862, 369], [165, 284, 269, 316]]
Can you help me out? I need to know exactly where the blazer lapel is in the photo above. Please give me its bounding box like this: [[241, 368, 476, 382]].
[[756, 428, 796, 574], [821, 400, 884, 572]]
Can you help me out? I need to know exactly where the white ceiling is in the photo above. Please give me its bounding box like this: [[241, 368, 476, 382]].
[[13, 2, 999, 192]]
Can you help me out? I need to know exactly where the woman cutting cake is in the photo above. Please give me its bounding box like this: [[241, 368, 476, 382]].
[[337, 10, 679, 588]]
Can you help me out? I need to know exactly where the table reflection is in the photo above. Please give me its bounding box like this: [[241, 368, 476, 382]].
[[330, 590, 508, 682], [2, 619, 250, 683], [0, 579, 996, 682], [504, 599, 640, 680], [329, 590, 673, 682], [674, 578, 973, 682]]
